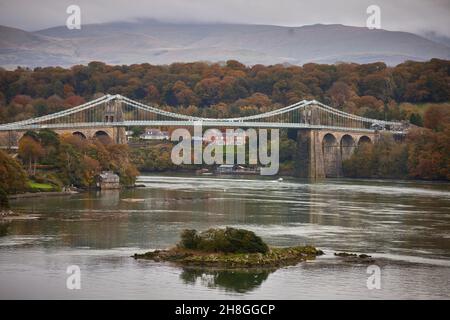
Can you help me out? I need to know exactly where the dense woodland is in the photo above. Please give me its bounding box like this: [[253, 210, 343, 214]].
[[343, 104, 450, 180], [0, 59, 449, 200], [0, 59, 449, 125], [0, 130, 138, 207]]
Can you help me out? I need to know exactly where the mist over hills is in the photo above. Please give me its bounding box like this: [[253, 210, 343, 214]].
[[0, 20, 449, 69]]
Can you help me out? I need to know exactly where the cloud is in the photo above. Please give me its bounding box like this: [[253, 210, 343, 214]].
[[0, 0, 449, 37]]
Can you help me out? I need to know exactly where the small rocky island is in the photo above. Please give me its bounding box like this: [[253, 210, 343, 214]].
[[134, 227, 324, 268]]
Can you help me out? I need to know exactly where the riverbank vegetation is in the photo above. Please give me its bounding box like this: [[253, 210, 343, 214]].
[[343, 104, 450, 180], [131, 142, 179, 172], [0, 59, 448, 181], [134, 227, 323, 268], [0, 130, 139, 198], [0, 149, 28, 207], [129, 130, 296, 174]]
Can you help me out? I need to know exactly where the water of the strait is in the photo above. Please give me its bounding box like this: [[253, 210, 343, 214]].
[[1, 174, 449, 299]]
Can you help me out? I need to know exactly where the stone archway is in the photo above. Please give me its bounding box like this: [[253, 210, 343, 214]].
[[358, 135, 372, 145], [94, 130, 112, 144], [94, 130, 109, 138], [73, 131, 87, 139], [322, 133, 340, 178], [340, 134, 356, 161]]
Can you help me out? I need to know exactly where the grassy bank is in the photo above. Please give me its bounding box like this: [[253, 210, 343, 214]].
[[27, 181, 56, 192]]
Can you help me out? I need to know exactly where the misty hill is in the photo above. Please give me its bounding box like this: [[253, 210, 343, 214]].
[[1, 20, 449, 68]]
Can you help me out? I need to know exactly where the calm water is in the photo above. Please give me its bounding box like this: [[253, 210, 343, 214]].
[[1, 175, 449, 299]]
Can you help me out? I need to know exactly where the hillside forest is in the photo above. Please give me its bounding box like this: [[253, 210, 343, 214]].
[[0, 59, 448, 202]]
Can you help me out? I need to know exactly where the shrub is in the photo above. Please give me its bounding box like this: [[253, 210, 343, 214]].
[[179, 229, 200, 249], [0, 150, 28, 194], [178, 227, 269, 254]]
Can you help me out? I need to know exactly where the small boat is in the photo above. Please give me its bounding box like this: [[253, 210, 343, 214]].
[[216, 164, 259, 175], [121, 198, 145, 203]]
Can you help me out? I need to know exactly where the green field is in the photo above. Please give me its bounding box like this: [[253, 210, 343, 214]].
[[28, 181, 55, 191]]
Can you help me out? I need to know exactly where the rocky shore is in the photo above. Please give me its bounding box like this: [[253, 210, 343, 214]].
[[334, 252, 375, 263], [0, 210, 18, 218], [0, 209, 40, 221], [7, 190, 78, 200], [134, 245, 324, 268]]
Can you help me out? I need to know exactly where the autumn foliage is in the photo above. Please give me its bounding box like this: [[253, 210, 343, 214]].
[[0, 149, 28, 196], [0, 58, 448, 181], [0, 59, 449, 124], [343, 106, 450, 180], [15, 129, 139, 188]]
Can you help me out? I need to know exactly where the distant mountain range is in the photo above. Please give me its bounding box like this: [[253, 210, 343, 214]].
[[1, 20, 449, 69]]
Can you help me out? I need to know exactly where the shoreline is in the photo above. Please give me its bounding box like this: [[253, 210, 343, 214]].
[[134, 246, 325, 268], [8, 190, 79, 200], [7, 183, 139, 200], [136, 171, 450, 184]]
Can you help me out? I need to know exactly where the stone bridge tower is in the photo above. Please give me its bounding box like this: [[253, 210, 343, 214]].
[[104, 98, 124, 123], [103, 97, 126, 144]]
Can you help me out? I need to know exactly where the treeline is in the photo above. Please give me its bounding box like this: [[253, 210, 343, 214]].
[[343, 105, 450, 180], [0, 150, 28, 207], [0, 59, 449, 124], [0, 130, 138, 200]]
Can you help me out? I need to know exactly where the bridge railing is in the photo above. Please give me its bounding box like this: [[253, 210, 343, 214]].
[[0, 94, 407, 132]]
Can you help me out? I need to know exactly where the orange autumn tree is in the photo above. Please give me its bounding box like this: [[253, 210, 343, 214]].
[[0, 150, 27, 197], [18, 135, 45, 175], [407, 105, 450, 180]]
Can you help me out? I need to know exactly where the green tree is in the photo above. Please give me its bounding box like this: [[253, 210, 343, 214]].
[[409, 113, 423, 127], [342, 143, 374, 178], [0, 150, 27, 195]]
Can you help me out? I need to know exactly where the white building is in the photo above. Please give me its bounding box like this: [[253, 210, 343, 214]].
[[206, 131, 246, 146], [140, 129, 169, 140]]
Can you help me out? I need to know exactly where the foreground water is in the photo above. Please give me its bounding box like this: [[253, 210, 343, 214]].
[[1, 175, 449, 299]]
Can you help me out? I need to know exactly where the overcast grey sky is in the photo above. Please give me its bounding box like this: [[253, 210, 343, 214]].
[[0, 0, 449, 36]]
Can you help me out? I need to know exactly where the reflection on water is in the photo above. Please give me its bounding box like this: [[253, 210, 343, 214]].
[[0, 222, 9, 237], [180, 268, 273, 294], [0, 174, 449, 299]]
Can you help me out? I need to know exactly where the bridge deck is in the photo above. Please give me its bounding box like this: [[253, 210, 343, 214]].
[[0, 94, 408, 134], [0, 121, 407, 134]]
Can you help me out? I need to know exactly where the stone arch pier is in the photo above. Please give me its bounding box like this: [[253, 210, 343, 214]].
[[297, 129, 376, 179]]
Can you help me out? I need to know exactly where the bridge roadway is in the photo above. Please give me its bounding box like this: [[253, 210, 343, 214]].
[[0, 120, 400, 133], [0, 94, 407, 179]]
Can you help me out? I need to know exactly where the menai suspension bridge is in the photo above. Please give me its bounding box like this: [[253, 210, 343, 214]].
[[0, 94, 407, 133]]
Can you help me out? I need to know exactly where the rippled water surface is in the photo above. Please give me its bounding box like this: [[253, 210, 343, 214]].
[[1, 175, 449, 299]]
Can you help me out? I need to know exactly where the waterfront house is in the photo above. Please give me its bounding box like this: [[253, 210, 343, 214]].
[[125, 130, 134, 141], [216, 164, 259, 175], [217, 164, 236, 174], [97, 171, 120, 189]]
